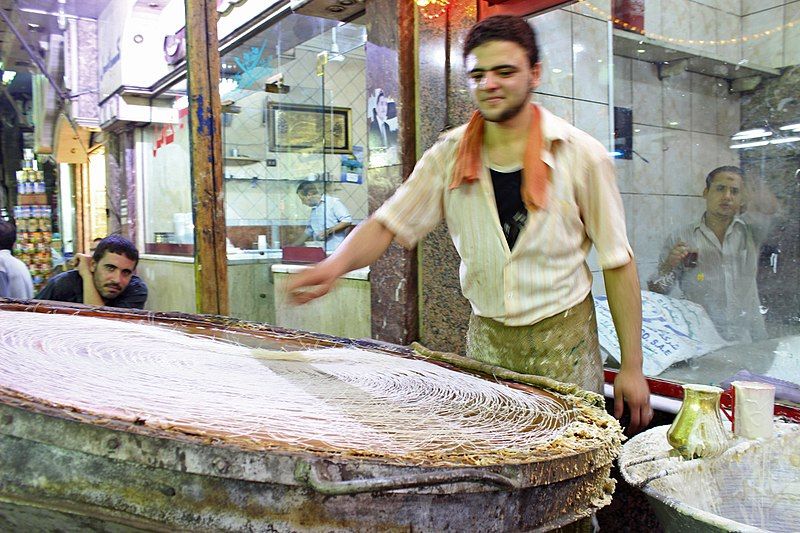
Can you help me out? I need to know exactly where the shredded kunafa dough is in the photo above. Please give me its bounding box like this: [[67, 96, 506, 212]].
[[0, 310, 583, 465]]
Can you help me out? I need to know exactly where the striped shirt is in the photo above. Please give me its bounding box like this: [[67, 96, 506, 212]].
[[374, 105, 633, 327]]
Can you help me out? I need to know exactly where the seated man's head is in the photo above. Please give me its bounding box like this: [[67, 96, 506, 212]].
[[0, 221, 16, 251], [704, 166, 744, 219], [91, 235, 139, 301], [297, 181, 322, 207]]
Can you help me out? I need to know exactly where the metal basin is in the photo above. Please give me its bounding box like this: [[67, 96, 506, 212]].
[[619, 424, 800, 532], [0, 301, 622, 532]]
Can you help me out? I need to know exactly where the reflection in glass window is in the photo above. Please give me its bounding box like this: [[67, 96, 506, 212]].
[[220, 16, 368, 256], [140, 80, 193, 254], [529, 1, 800, 401]]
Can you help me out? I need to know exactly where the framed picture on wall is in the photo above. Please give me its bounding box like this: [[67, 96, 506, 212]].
[[267, 102, 351, 154]]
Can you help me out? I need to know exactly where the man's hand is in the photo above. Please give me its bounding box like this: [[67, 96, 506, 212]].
[[614, 366, 653, 435], [663, 241, 689, 270], [286, 262, 341, 305], [73, 253, 93, 279]]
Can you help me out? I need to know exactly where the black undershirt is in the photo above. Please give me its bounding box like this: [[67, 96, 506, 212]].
[[490, 167, 528, 250]]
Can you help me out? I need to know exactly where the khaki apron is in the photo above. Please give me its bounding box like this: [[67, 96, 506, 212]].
[[466, 293, 604, 394]]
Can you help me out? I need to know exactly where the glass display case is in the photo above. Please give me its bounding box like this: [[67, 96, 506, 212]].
[[528, 0, 800, 404], [138, 14, 370, 325]]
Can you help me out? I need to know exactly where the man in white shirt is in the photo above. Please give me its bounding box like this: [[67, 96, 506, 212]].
[[295, 181, 353, 253], [288, 15, 651, 433], [648, 166, 778, 344], [0, 221, 34, 299]]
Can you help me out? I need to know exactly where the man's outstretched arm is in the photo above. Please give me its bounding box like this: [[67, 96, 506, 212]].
[[603, 259, 653, 434], [287, 217, 396, 304]]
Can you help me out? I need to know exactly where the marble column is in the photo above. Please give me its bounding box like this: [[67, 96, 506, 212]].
[[417, 0, 477, 355], [366, 0, 420, 345]]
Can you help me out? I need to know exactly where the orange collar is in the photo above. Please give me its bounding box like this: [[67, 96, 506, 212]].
[[449, 103, 550, 210]]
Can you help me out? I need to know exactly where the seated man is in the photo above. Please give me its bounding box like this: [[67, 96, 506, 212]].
[[648, 166, 778, 344], [295, 181, 352, 252], [0, 220, 34, 299], [36, 235, 148, 309]]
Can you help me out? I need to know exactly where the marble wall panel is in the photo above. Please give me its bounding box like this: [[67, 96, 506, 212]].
[[662, 128, 694, 195], [742, 0, 784, 16], [614, 157, 634, 194], [742, 6, 785, 68], [664, 194, 705, 234], [626, 193, 666, 265], [575, 100, 611, 148], [643, 0, 662, 38], [662, 69, 692, 130], [691, 131, 723, 186], [715, 81, 741, 137], [690, 2, 718, 57], [660, 0, 692, 48], [534, 8, 574, 99], [631, 59, 662, 127], [716, 10, 741, 65], [690, 73, 718, 134], [716, 135, 739, 167], [785, 1, 800, 67], [573, 13, 610, 104], [631, 124, 665, 194], [569, 0, 611, 20], [614, 56, 633, 109], [535, 93, 575, 123], [720, 0, 742, 16]]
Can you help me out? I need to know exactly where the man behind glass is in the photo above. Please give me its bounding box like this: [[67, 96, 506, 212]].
[[295, 181, 352, 253], [648, 166, 779, 343]]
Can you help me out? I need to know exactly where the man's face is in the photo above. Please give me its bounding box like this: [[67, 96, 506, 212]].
[[465, 40, 540, 123], [376, 95, 388, 122], [299, 189, 321, 207], [91, 252, 136, 301], [703, 171, 743, 219]]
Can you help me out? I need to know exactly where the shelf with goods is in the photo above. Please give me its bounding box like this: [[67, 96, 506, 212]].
[[13, 160, 53, 293]]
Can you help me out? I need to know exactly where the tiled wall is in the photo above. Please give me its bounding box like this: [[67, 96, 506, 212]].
[[613, 58, 740, 288], [532, 3, 742, 294], [223, 46, 369, 227]]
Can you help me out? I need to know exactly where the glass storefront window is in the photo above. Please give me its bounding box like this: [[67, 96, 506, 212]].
[[139, 80, 194, 254], [220, 16, 368, 261], [529, 1, 800, 403]]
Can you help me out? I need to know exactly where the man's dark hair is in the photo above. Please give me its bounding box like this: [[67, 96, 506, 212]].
[[0, 221, 16, 251], [463, 15, 539, 67], [296, 181, 321, 196], [705, 166, 744, 189], [92, 235, 139, 265]]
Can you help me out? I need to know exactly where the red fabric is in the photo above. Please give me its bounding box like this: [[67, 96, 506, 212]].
[[449, 103, 549, 210]]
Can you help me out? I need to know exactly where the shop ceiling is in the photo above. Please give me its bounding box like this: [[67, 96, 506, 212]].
[[0, 1, 112, 75]]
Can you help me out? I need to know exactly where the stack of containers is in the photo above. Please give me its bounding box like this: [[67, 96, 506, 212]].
[[13, 151, 52, 292]]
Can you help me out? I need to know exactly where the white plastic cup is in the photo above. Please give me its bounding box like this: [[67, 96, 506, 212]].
[[732, 381, 775, 439]]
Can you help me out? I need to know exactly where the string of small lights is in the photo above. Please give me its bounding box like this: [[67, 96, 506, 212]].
[[577, 0, 798, 47]]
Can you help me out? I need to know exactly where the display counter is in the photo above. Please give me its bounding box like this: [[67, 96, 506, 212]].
[[272, 264, 370, 339], [138, 253, 281, 324]]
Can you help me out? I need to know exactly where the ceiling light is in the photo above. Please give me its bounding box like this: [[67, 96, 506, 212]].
[[769, 136, 800, 145], [778, 123, 800, 131], [731, 128, 772, 140], [552, 68, 562, 74], [636, 49, 646, 53], [730, 140, 770, 149]]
